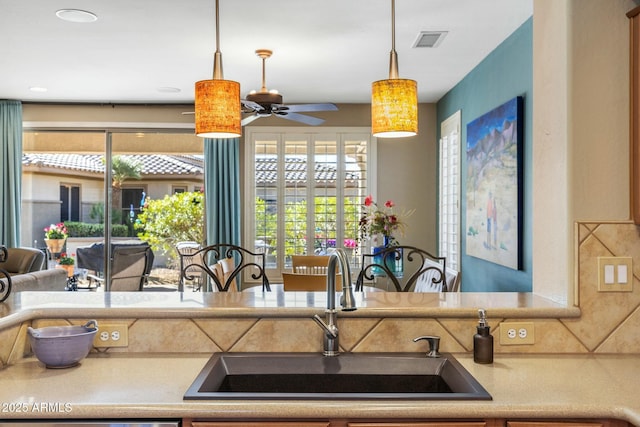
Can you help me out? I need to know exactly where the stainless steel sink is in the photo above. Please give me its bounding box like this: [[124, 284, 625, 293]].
[[184, 352, 492, 400]]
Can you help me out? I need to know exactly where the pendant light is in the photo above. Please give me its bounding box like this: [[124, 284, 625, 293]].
[[371, 0, 418, 138], [195, 0, 241, 138]]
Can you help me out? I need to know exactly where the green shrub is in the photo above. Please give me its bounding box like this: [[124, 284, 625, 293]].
[[135, 191, 204, 261], [64, 221, 128, 237]]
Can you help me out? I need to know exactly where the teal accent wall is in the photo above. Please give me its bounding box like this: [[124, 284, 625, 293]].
[[436, 17, 532, 292]]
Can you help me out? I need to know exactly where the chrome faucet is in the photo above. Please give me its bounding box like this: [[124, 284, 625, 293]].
[[312, 248, 357, 356]]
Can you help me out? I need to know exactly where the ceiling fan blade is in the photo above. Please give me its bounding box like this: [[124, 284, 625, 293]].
[[275, 103, 338, 113], [241, 114, 261, 126], [241, 99, 264, 112], [277, 112, 325, 126]]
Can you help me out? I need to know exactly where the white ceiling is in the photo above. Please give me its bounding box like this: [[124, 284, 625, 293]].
[[0, 0, 532, 105]]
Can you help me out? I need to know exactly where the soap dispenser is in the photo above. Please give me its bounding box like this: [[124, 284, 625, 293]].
[[474, 308, 493, 364]]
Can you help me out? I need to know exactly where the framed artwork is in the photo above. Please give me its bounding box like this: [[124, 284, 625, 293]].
[[465, 96, 523, 270]]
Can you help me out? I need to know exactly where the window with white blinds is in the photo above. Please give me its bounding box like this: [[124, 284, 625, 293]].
[[245, 128, 372, 279], [439, 111, 461, 271]]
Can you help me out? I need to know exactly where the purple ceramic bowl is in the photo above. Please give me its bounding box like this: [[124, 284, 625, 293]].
[[27, 320, 98, 368]]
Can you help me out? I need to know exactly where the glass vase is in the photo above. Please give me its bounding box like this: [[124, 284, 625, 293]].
[[372, 236, 403, 277]]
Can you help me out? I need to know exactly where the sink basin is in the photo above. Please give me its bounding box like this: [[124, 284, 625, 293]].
[[184, 352, 492, 400]]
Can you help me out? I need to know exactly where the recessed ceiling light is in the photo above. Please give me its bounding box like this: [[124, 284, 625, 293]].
[[29, 86, 48, 93], [55, 9, 98, 23], [157, 87, 181, 93]]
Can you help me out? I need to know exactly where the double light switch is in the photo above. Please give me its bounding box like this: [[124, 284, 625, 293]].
[[598, 257, 633, 292]]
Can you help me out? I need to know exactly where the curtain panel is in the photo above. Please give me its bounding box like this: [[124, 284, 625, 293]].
[[0, 100, 22, 247], [203, 138, 241, 247]]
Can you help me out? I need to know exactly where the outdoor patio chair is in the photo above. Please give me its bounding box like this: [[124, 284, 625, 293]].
[[175, 241, 204, 291], [87, 245, 152, 291]]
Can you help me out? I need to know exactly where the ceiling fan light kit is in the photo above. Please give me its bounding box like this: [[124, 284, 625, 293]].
[[194, 0, 242, 139], [371, 0, 418, 138], [240, 49, 338, 126]]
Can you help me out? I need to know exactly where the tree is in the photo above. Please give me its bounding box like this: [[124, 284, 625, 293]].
[[135, 191, 204, 264], [105, 156, 142, 222]]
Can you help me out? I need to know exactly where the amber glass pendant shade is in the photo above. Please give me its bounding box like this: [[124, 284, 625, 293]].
[[371, 78, 418, 138], [195, 79, 242, 138]]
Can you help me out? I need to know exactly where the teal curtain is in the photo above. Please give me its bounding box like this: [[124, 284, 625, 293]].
[[0, 100, 23, 247], [203, 138, 241, 246]]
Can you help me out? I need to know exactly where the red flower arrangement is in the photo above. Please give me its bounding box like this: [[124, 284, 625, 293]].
[[358, 195, 412, 247]]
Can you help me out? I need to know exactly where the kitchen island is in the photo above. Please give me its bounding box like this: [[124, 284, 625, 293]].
[[0, 352, 637, 425], [0, 291, 634, 425]]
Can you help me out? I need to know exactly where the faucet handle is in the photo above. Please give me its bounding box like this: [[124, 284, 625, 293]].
[[413, 335, 441, 358]]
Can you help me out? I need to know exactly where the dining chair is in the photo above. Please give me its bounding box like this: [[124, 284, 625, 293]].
[[413, 258, 460, 293], [182, 243, 270, 292], [175, 241, 204, 292], [282, 272, 342, 291], [87, 245, 152, 291], [215, 257, 238, 292], [291, 255, 331, 274], [355, 246, 450, 292]]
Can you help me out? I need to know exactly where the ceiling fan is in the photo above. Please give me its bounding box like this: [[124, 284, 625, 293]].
[[241, 49, 338, 126]]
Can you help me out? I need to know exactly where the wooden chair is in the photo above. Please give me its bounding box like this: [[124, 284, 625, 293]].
[[355, 246, 452, 292], [291, 255, 331, 274], [282, 272, 342, 291], [215, 257, 238, 292], [182, 244, 270, 292], [87, 245, 152, 291]]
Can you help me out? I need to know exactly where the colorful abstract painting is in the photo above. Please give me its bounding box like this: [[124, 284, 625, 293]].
[[465, 96, 523, 270]]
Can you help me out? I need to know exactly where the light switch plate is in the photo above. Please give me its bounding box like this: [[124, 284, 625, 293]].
[[597, 257, 633, 292]]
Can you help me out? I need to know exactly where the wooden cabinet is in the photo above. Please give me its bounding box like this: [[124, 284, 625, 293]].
[[184, 419, 629, 427], [346, 423, 491, 427], [186, 422, 330, 427], [628, 5, 640, 223], [184, 421, 489, 427], [507, 421, 629, 427]]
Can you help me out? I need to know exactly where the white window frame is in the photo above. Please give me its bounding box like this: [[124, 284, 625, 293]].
[[244, 126, 375, 281], [439, 111, 461, 271]]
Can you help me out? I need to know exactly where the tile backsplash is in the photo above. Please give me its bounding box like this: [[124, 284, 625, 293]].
[[2, 220, 640, 368]]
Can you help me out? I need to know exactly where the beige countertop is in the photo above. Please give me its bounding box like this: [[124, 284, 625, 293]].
[[0, 290, 577, 325], [0, 352, 637, 424]]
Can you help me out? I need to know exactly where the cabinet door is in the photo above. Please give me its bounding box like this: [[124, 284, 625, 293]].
[[628, 5, 640, 224], [507, 422, 603, 427], [347, 422, 489, 427], [188, 422, 330, 427]]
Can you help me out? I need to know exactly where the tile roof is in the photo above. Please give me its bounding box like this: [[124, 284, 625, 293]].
[[23, 154, 204, 176], [23, 154, 361, 184], [255, 156, 361, 185]]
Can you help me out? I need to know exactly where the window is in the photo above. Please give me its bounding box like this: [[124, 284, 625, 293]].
[[121, 187, 145, 221], [60, 184, 80, 222], [439, 111, 461, 271], [245, 128, 373, 278]]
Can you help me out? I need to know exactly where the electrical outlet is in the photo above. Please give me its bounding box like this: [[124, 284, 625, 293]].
[[93, 323, 128, 348], [499, 321, 535, 345], [597, 257, 633, 292]]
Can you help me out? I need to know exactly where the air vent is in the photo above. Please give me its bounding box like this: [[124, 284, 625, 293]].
[[413, 31, 448, 48]]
